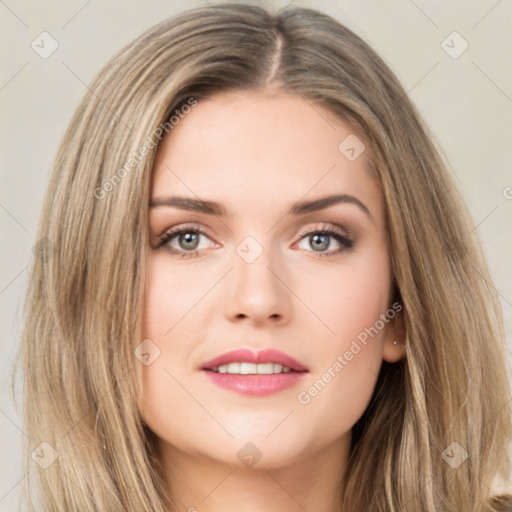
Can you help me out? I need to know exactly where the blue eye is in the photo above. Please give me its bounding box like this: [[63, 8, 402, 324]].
[[295, 227, 353, 257], [159, 224, 213, 259], [159, 224, 354, 259]]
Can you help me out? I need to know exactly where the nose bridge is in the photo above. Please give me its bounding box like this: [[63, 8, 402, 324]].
[[223, 234, 292, 325]]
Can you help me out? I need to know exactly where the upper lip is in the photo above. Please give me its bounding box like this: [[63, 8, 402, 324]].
[[201, 348, 309, 372]]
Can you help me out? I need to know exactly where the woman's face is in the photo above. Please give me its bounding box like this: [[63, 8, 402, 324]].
[[141, 90, 404, 469]]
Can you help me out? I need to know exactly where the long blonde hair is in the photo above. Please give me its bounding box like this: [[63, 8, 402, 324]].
[[15, 3, 511, 511]]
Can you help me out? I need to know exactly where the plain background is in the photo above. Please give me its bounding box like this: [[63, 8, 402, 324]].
[[1, 0, 511, 508]]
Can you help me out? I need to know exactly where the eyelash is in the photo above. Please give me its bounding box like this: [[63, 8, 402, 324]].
[[158, 223, 354, 259]]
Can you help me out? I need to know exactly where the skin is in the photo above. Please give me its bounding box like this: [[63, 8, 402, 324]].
[[141, 89, 405, 512]]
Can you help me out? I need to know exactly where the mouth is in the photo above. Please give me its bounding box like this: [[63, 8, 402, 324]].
[[200, 348, 309, 397], [209, 362, 295, 374]]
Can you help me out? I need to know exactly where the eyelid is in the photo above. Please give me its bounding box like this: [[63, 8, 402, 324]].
[[158, 222, 216, 246], [293, 223, 354, 256], [157, 221, 354, 258], [295, 221, 351, 239]]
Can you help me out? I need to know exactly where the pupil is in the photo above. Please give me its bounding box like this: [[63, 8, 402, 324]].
[[180, 232, 199, 250], [311, 234, 329, 251]]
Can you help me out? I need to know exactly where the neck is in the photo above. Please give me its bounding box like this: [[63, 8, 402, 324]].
[[157, 435, 350, 512]]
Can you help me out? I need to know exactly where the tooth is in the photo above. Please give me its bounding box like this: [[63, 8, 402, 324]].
[[256, 363, 274, 374], [240, 362, 257, 374], [212, 362, 293, 375], [226, 362, 241, 374]]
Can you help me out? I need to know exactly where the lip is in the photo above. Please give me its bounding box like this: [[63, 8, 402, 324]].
[[200, 348, 309, 397], [201, 348, 308, 372]]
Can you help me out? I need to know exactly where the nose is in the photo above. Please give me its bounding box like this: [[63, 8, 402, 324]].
[[223, 247, 292, 327]]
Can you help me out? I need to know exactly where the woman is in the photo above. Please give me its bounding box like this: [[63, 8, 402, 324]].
[[17, 3, 512, 511]]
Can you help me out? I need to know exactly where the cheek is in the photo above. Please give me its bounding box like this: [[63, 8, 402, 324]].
[[139, 253, 224, 441], [141, 252, 207, 339], [295, 355, 381, 450], [139, 255, 192, 428], [293, 249, 390, 433], [304, 245, 391, 354]]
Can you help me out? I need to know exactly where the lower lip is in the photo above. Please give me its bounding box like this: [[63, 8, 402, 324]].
[[202, 370, 307, 397]]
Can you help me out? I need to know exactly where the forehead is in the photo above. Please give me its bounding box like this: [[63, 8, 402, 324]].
[[151, 90, 383, 222]]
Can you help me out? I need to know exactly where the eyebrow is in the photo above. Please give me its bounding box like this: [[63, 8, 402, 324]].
[[150, 193, 371, 219]]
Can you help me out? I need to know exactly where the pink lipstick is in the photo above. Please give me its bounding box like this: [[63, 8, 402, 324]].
[[200, 348, 309, 397]]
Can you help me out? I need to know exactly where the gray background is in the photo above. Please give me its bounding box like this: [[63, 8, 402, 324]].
[[1, 0, 511, 508]]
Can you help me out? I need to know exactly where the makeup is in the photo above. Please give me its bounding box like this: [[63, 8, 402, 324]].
[[201, 348, 309, 397]]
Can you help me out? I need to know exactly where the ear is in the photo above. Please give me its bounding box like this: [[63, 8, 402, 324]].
[[382, 307, 406, 363]]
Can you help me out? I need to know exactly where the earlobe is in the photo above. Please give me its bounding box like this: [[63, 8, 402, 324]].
[[382, 310, 406, 363], [382, 338, 406, 363]]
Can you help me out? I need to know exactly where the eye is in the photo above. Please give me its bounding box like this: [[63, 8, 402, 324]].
[[294, 225, 353, 258], [159, 224, 216, 259], [157, 223, 354, 259]]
